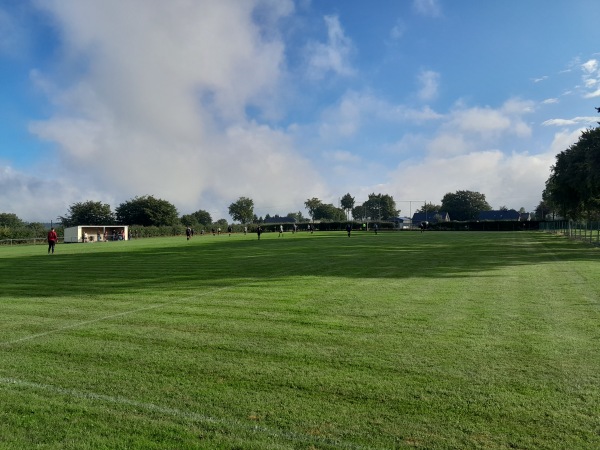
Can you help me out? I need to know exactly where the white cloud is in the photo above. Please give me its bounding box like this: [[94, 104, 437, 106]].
[[380, 149, 554, 212], [542, 98, 559, 104], [446, 99, 532, 139], [0, 165, 99, 222], [325, 150, 361, 164], [389, 19, 407, 40], [542, 117, 598, 127], [582, 59, 598, 74], [417, 70, 440, 101], [584, 89, 600, 99], [304, 15, 355, 79], [22, 0, 329, 220], [532, 76, 548, 83], [413, 0, 442, 17]]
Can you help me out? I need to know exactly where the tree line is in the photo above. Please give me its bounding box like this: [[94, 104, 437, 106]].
[[1, 188, 529, 241], [542, 108, 600, 220]]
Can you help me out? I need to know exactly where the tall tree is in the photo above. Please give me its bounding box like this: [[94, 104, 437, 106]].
[[115, 195, 179, 226], [340, 193, 355, 220], [304, 198, 322, 222], [59, 201, 115, 227], [545, 121, 600, 219], [362, 193, 398, 220], [441, 190, 492, 221], [351, 204, 367, 221], [228, 197, 254, 223], [192, 209, 212, 226]]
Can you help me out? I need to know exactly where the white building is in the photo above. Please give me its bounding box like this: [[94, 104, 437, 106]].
[[63, 225, 129, 243]]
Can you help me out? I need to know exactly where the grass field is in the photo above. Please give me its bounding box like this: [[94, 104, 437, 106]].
[[1, 230, 599, 449]]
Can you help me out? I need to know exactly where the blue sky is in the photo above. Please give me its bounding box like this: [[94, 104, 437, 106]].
[[1, 0, 600, 222]]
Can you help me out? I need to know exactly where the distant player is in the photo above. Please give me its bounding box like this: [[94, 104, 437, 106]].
[[47, 227, 58, 254]]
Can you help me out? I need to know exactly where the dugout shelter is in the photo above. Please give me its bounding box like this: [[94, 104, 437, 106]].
[[64, 225, 129, 243]]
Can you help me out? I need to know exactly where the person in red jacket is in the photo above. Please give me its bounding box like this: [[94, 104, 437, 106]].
[[47, 227, 58, 254]]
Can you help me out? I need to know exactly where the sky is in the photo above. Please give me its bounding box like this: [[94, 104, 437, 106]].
[[1, 0, 600, 223]]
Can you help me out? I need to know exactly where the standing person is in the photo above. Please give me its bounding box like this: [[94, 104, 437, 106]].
[[257, 226, 262, 240], [244, 226, 247, 235], [186, 227, 191, 240], [346, 223, 352, 237], [374, 223, 378, 235], [278, 224, 283, 237], [47, 227, 58, 254], [228, 225, 232, 236]]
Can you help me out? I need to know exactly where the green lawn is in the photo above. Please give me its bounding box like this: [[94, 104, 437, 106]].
[[0, 231, 599, 449]]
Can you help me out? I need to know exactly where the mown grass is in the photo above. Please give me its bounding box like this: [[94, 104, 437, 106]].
[[0, 231, 599, 449]]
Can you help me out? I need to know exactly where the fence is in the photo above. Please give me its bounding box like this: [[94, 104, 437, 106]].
[[0, 237, 64, 246], [539, 220, 600, 245]]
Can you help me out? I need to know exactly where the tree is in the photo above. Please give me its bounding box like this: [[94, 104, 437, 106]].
[[115, 195, 179, 226], [351, 204, 367, 221], [544, 120, 600, 220], [362, 193, 398, 221], [192, 209, 212, 226], [313, 203, 345, 221], [228, 197, 254, 223], [180, 214, 199, 228], [304, 198, 322, 222], [0, 213, 25, 228], [340, 193, 355, 220], [215, 218, 229, 228], [286, 211, 305, 222], [414, 202, 441, 214], [59, 201, 115, 227], [535, 198, 554, 220], [441, 190, 492, 221]]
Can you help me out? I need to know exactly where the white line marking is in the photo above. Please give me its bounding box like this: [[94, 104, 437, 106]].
[[0, 376, 372, 449], [1, 285, 232, 347]]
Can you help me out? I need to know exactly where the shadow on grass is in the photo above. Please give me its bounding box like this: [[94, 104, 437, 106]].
[[0, 231, 597, 299]]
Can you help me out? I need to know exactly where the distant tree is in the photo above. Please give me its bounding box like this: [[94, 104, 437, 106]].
[[228, 197, 254, 223], [0, 213, 25, 228], [340, 193, 355, 220], [115, 195, 179, 226], [192, 209, 212, 226], [286, 211, 305, 222], [59, 201, 115, 227], [313, 203, 346, 221], [304, 198, 322, 222], [362, 193, 398, 221], [414, 202, 441, 214], [518, 207, 526, 214], [27, 222, 48, 238], [351, 204, 367, 221], [499, 205, 508, 211], [535, 196, 555, 220], [180, 214, 199, 228], [441, 190, 492, 221], [215, 218, 229, 228]]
